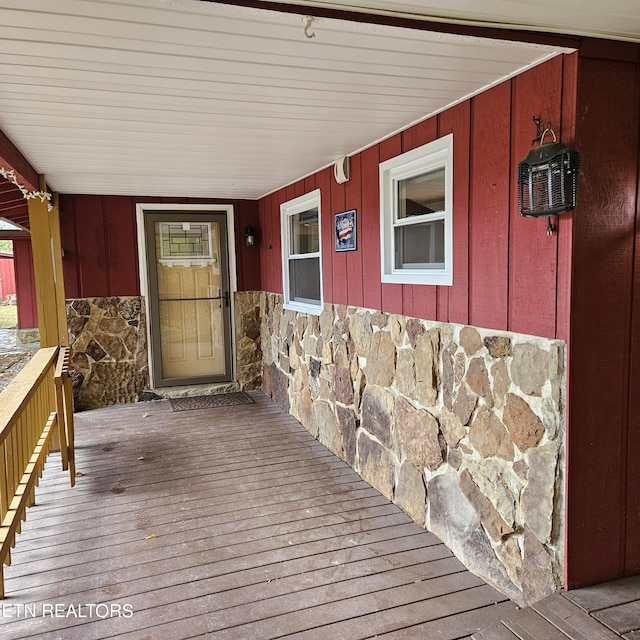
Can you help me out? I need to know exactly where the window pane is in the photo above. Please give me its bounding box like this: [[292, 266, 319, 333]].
[[398, 168, 445, 219], [394, 219, 445, 269], [159, 222, 211, 259], [290, 208, 319, 254], [289, 257, 321, 304]]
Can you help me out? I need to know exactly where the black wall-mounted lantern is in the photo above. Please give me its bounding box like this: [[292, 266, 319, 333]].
[[244, 225, 256, 247], [518, 124, 580, 220]]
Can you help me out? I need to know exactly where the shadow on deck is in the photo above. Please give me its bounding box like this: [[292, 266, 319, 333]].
[[0, 391, 637, 639]]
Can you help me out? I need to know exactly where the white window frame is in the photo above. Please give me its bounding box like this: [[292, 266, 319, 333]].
[[380, 133, 453, 286], [281, 189, 323, 315]]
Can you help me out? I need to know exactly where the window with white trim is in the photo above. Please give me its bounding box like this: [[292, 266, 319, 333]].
[[281, 189, 323, 314], [380, 134, 453, 285]]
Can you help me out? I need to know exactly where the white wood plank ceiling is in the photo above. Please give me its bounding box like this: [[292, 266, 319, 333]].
[[270, 0, 640, 43], [0, 0, 630, 200]]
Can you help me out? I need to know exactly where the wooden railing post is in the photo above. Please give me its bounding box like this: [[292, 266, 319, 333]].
[[55, 347, 75, 486], [0, 347, 72, 598]]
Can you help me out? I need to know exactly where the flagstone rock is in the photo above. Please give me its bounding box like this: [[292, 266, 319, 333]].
[[503, 393, 545, 452], [265, 362, 290, 413], [358, 434, 395, 500], [522, 528, 556, 603], [522, 442, 559, 544], [349, 311, 372, 356], [512, 343, 549, 396], [448, 447, 462, 470], [334, 340, 354, 404], [95, 333, 127, 362], [460, 469, 515, 541], [484, 335, 512, 359], [390, 315, 405, 346], [428, 473, 522, 605], [85, 339, 106, 362], [75, 361, 144, 411], [469, 406, 514, 461], [395, 396, 444, 471], [361, 385, 394, 448], [371, 312, 388, 329], [70, 298, 90, 316], [513, 459, 529, 480], [441, 406, 466, 449], [491, 360, 510, 408], [395, 347, 416, 398], [467, 357, 492, 406], [295, 385, 316, 438], [396, 462, 426, 524], [365, 330, 396, 387], [469, 459, 519, 528], [495, 535, 523, 591], [415, 329, 439, 406], [336, 404, 357, 466], [319, 305, 334, 341], [460, 326, 483, 355], [68, 315, 88, 340], [316, 401, 342, 455], [442, 343, 456, 410], [453, 383, 476, 426], [406, 318, 425, 348]]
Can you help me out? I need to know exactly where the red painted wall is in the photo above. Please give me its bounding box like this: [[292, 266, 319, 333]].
[[12, 238, 37, 329], [565, 42, 640, 589], [257, 47, 640, 591], [0, 253, 15, 301], [258, 55, 574, 342], [58, 195, 260, 298]]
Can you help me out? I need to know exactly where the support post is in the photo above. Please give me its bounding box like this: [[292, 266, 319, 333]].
[[26, 176, 67, 348]]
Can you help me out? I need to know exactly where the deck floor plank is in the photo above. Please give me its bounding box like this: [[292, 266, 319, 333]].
[[470, 620, 521, 639], [0, 392, 519, 639], [594, 602, 640, 636], [503, 607, 570, 640], [533, 595, 621, 640], [564, 576, 640, 613]]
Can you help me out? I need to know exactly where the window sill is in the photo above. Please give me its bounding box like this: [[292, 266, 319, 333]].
[[283, 300, 323, 316], [381, 271, 452, 286]]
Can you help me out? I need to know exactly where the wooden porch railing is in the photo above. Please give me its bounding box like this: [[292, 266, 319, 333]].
[[0, 346, 75, 597]]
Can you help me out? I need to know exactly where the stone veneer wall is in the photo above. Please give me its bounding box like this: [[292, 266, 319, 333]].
[[67, 297, 149, 410], [234, 291, 263, 390], [252, 291, 565, 607]]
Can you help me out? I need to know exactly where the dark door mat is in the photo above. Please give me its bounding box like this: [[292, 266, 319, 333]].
[[169, 392, 254, 412]]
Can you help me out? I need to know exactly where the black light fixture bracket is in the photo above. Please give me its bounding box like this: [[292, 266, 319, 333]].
[[517, 118, 580, 227]]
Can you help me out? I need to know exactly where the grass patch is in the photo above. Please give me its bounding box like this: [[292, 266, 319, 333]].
[[0, 305, 17, 329]]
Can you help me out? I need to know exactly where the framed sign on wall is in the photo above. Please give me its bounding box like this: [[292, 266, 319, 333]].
[[335, 209, 357, 252]]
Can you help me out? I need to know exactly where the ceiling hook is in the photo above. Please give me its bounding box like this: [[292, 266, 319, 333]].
[[303, 16, 316, 39]]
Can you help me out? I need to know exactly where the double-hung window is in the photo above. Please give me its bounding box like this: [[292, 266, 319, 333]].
[[380, 134, 453, 285], [281, 189, 323, 314]]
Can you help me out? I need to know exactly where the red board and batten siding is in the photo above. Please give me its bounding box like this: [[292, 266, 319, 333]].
[[0, 253, 15, 300], [58, 195, 260, 299], [12, 238, 37, 329], [565, 45, 640, 588], [257, 47, 640, 592], [258, 55, 572, 339], [440, 101, 471, 326]]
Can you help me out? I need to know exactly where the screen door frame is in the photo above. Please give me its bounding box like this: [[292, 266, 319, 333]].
[[136, 204, 237, 389]]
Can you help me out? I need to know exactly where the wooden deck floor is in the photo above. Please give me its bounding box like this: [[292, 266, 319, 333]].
[[0, 391, 518, 640], [472, 579, 640, 640]]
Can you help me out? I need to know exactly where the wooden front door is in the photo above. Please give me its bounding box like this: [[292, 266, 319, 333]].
[[145, 212, 232, 387]]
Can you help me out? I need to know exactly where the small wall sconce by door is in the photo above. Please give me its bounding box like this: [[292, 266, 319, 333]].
[[244, 226, 257, 247]]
